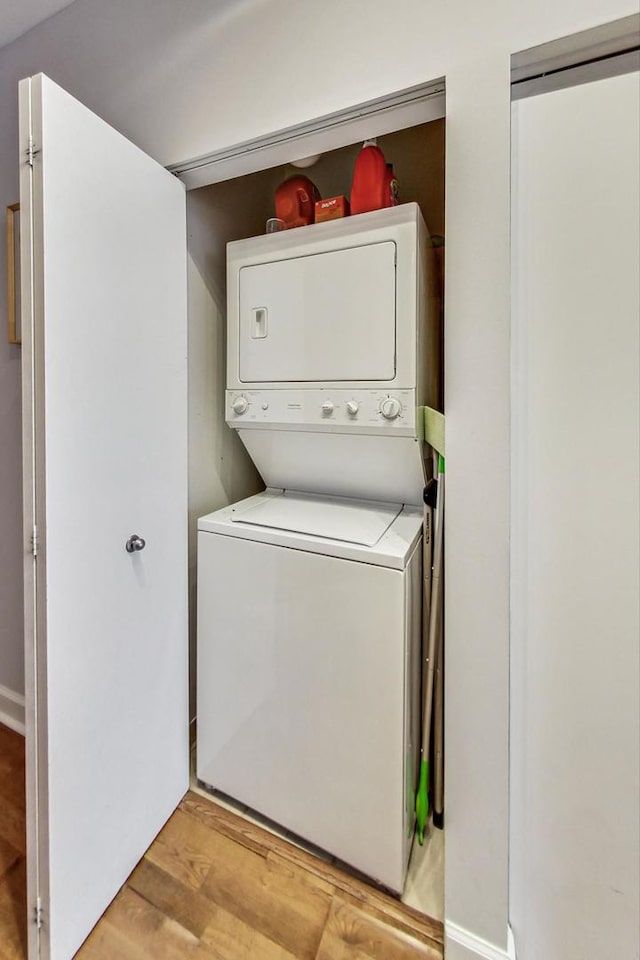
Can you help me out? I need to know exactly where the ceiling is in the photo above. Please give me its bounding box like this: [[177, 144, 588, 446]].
[[0, 0, 77, 50]]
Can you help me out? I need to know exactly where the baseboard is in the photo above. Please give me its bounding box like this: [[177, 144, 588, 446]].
[[0, 683, 25, 735], [445, 922, 517, 960]]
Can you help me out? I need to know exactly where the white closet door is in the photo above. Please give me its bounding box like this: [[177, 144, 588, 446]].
[[510, 70, 640, 960], [20, 74, 189, 960]]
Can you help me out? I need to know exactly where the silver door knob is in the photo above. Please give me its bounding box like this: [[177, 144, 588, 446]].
[[125, 534, 146, 553]]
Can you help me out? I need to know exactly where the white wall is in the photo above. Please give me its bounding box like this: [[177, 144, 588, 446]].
[[0, 0, 636, 955], [186, 173, 272, 716], [511, 70, 640, 959]]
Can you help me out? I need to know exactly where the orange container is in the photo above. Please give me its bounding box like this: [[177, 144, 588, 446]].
[[275, 175, 321, 228], [314, 196, 350, 223]]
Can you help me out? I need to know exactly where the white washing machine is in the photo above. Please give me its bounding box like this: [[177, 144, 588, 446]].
[[197, 204, 438, 892], [197, 489, 422, 891]]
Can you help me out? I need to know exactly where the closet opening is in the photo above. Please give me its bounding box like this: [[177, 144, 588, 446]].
[[185, 114, 446, 925]]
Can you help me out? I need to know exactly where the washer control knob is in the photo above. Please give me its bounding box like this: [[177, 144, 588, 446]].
[[321, 400, 334, 416], [346, 400, 359, 416], [232, 395, 249, 415], [380, 397, 402, 420]]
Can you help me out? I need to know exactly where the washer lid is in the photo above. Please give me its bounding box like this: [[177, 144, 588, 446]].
[[229, 490, 401, 547], [198, 490, 422, 569]]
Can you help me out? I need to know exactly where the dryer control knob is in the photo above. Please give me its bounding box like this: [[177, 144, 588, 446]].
[[232, 396, 249, 415], [321, 400, 334, 416], [346, 400, 359, 416], [380, 397, 402, 420]]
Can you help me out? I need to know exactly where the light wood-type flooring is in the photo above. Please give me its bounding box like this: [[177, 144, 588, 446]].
[[0, 724, 443, 959], [0, 724, 26, 960]]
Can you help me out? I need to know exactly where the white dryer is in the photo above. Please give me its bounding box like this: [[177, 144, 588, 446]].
[[196, 204, 438, 892]]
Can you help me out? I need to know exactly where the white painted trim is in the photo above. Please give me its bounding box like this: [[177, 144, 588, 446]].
[[511, 13, 640, 84], [445, 922, 517, 960], [512, 15, 640, 100], [512, 49, 640, 101], [169, 79, 445, 189], [0, 682, 26, 735]]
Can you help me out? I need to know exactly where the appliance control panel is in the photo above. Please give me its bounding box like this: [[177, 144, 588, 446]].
[[226, 389, 418, 436]]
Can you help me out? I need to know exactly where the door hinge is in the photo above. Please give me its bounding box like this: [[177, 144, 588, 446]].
[[31, 525, 40, 558], [26, 136, 40, 167], [34, 896, 44, 930]]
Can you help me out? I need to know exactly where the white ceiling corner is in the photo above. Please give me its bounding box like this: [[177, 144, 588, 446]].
[[0, 0, 77, 50]]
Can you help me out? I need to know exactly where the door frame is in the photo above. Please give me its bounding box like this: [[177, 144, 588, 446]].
[[20, 74, 50, 958], [176, 73, 459, 930]]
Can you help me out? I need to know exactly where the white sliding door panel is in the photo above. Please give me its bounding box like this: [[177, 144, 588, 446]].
[[510, 72, 640, 960], [20, 74, 188, 960]]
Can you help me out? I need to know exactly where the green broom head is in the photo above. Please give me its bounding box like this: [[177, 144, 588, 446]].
[[415, 758, 429, 845]]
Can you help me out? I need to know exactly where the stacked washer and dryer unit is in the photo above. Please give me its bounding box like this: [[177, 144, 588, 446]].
[[197, 203, 438, 893]]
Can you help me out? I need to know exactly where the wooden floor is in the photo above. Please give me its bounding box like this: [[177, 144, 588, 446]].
[[0, 725, 26, 960], [0, 725, 443, 959]]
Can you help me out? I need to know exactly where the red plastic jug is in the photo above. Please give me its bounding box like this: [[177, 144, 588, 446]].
[[350, 140, 398, 215], [275, 175, 321, 228]]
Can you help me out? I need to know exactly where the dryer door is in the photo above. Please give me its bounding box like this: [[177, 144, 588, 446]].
[[238, 241, 396, 383]]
